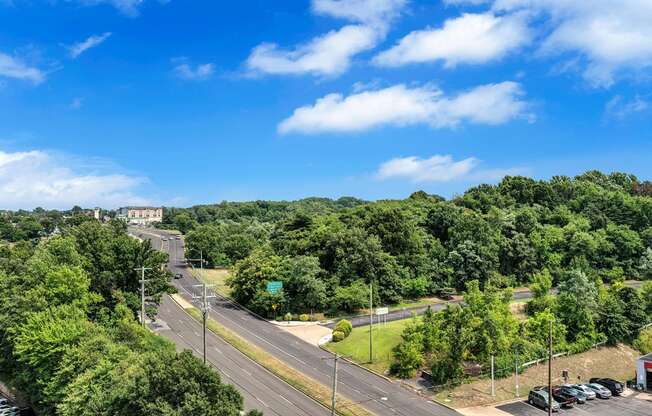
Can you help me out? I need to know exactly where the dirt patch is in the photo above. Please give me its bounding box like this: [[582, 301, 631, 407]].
[[278, 323, 333, 346], [436, 344, 639, 409]]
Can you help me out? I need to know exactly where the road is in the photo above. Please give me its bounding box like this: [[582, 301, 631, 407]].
[[136, 230, 330, 416], [333, 282, 645, 329], [134, 227, 460, 416]]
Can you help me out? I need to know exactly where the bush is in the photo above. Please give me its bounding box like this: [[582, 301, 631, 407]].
[[334, 319, 352, 337], [332, 330, 345, 342], [299, 314, 309, 322], [284, 312, 292, 322], [275, 315, 283, 322], [437, 287, 455, 300], [634, 327, 652, 354]]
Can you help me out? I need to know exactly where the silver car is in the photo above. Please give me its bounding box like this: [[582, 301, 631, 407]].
[[569, 384, 596, 400], [585, 383, 612, 399]]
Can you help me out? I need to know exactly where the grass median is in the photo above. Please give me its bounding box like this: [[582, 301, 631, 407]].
[[183, 305, 374, 416]]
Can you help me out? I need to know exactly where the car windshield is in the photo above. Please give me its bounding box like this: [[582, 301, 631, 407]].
[[589, 383, 604, 390]]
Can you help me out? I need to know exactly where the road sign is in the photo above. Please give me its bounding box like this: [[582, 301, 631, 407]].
[[375, 307, 389, 316], [267, 281, 283, 294]]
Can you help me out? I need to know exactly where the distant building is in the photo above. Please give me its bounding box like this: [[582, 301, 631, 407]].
[[637, 353, 652, 391], [116, 206, 163, 225], [93, 207, 101, 220]]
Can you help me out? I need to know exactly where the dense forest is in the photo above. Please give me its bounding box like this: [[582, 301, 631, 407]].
[[163, 171, 652, 385], [0, 220, 258, 416], [168, 171, 652, 317]]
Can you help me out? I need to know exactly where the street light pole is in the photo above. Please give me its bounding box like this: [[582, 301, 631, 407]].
[[134, 266, 152, 327]]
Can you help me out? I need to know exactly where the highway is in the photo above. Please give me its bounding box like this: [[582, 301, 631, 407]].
[[134, 227, 460, 416], [136, 229, 330, 416]]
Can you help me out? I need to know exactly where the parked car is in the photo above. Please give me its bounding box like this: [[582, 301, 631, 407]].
[[585, 383, 612, 399], [174, 273, 183, 279], [558, 385, 587, 404], [589, 378, 623, 396], [537, 386, 577, 408], [528, 389, 561, 412], [569, 384, 596, 400]]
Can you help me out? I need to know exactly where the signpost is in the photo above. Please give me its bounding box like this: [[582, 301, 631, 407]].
[[376, 307, 388, 326], [267, 281, 283, 294]]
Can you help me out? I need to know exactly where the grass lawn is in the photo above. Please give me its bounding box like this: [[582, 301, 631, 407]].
[[326, 299, 530, 376], [192, 268, 231, 297], [325, 317, 420, 375]]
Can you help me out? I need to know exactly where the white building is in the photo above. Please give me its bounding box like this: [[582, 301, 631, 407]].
[[636, 353, 652, 391], [116, 206, 163, 225]]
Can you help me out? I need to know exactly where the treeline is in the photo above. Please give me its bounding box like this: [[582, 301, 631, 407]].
[[0, 221, 258, 416], [161, 197, 367, 235], [177, 171, 652, 317], [391, 274, 652, 382], [0, 206, 104, 242]]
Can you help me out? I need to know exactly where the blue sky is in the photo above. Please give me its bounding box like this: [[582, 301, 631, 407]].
[[1, 0, 651, 209]]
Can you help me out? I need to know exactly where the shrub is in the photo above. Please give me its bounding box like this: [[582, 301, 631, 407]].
[[334, 319, 352, 337], [634, 327, 652, 354], [274, 315, 283, 322], [299, 314, 309, 322], [284, 312, 292, 322], [332, 330, 345, 342]]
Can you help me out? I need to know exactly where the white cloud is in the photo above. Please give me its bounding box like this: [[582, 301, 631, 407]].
[[0, 149, 150, 210], [604, 95, 649, 120], [312, 0, 406, 27], [67, 32, 112, 59], [173, 62, 215, 81], [377, 155, 479, 182], [488, 0, 652, 87], [74, 0, 146, 17], [374, 12, 530, 67], [0, 52, 45, 84], [246, 0, 407, 77], [246, 25, 379, 76], [278, 81, 531, 134], [376, 154, 525, 183]]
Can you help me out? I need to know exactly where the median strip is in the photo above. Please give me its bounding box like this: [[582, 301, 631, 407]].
[[173, 296, 374, 416]]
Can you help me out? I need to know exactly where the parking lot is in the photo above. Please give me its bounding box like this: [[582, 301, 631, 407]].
[[496, 393, 652, 416]]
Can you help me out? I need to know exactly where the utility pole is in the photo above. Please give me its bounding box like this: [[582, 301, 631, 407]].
[[187, 250, 206, 273], [331, 354, 339, 416], [134, 266, 152, 327], [369, 283, 373, 364], [192, 283, 216, 364], [548, 319, 553, 416]]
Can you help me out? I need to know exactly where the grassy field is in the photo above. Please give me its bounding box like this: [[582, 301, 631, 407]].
[[192, 268, 231, 297], [325, 317, 420, 375], [326, 299, 529, 376]]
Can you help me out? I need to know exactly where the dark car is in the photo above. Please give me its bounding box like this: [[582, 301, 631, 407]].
[[559, 385, 587, 404], [589, 378, 623, 396], [528, 389, 561, 412], [174, 273, 183, 279], [538, 386, 577, 408]]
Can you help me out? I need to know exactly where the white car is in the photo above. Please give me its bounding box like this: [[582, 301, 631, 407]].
[[569, 384, 596, 400]]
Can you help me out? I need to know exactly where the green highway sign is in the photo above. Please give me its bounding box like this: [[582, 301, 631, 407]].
[[267, 281, 283, 294]]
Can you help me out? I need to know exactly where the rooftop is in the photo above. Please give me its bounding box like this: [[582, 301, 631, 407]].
[[640, 353, 652, 362]]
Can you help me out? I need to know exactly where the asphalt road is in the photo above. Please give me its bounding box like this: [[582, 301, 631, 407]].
[[335, 282, 645, 329], [136, 230, 330, 416], [134, 227, 460, 416]]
